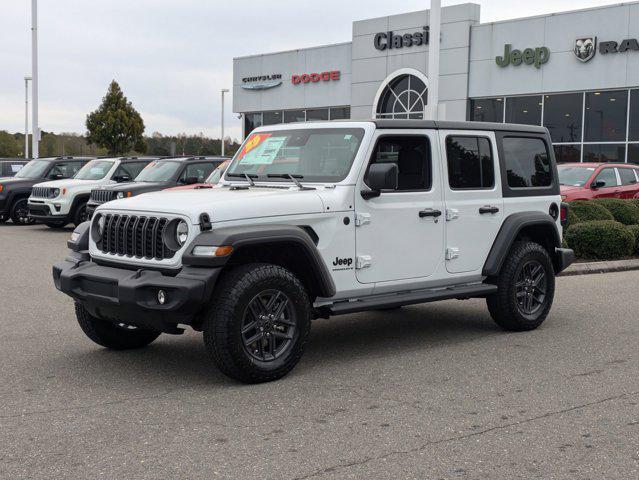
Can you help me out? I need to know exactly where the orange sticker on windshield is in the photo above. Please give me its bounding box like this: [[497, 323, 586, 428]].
[[237, 133, 271, 160]]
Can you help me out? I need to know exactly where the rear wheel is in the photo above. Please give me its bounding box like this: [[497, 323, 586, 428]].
[[75, 303, 161, 350], [487, 241, 555, 331], [10, 198, 34, 225], [203, 264, 311, 383]]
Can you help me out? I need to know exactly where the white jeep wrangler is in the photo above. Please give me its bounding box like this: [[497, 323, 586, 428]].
[[53, 120, 574, 383], [29, 157, 153, 228]]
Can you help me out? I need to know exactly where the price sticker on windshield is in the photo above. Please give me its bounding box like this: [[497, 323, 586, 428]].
[[237, 134, 286, 165]]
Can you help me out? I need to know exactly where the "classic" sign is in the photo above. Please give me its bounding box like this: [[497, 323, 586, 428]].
[[374, 27, 430, 51], [495, 44, 550, 69]]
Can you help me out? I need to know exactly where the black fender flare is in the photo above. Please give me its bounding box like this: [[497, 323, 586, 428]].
[[482, 212, 561, 277], [6, 189, 31, 212], [182, 224, 336, 298], [69, 193, 91, 217]]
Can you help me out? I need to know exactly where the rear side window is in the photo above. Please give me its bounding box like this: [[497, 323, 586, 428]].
[[502, 137, 552, 188], [618, 167, 638, 186], [446, 136, 494, 190]]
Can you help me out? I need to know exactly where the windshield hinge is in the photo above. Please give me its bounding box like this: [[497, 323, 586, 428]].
[[356, 255, 372, 269], [445, 248, 460, 261], [445, 209, 459, 221]]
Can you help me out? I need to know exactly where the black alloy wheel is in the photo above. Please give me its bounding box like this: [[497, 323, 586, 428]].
[[241, 289, 297, 362], [515, 260, 547, 316]]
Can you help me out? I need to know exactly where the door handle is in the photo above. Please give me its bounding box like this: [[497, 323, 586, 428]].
[[479, 206, 500, 215], [419, 209, 442, 218]]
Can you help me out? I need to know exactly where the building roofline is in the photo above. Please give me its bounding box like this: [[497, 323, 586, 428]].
[[233, 41, 352, 61]]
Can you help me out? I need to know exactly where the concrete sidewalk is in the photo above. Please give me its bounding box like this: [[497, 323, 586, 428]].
[[561, 258, 639, 276]]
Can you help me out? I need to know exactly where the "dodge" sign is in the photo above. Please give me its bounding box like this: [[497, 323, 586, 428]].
[[292, 71, 340, 85]]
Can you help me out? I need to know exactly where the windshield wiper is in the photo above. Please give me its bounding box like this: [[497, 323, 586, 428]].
[[226, 172, 257, 186], [267, 173, 314, 190]]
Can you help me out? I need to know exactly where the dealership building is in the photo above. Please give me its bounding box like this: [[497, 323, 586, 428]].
[[233, 1, 639, 163]]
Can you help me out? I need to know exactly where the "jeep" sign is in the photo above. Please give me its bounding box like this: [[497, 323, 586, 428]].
[[495, 44, 550, 69]]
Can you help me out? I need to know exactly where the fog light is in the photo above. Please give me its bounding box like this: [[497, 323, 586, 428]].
[[157, 290, 167, 305]]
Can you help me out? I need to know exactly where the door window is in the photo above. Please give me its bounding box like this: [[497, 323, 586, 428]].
[[594, 168, 619, 188], [179, 162, 218, 184], [446, 136, 494, 190], [618, 168, 638, 186], [113, 162, 149, 181], [366, 136, 431, 191], [502, 137, 552, 188]]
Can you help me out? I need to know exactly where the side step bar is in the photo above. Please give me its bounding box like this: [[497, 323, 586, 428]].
[[326, 283, 498, 316]]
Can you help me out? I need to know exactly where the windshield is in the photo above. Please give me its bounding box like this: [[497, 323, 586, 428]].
[[225, 128, 365, 183], [74, 160, 114, 180], [134, 161, 182, 182], [558, 166, 596, 187], [205, 161, 230, 184], [14, 160, 49, 179]]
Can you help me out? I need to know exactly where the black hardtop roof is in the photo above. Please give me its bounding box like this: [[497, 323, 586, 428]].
[[156, 156, 229, 163], [36, 156, 95, 161], [372, 119, 548, 134]]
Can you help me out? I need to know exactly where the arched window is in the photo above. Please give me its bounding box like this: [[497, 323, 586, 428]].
[[375, 71, 428, 120]]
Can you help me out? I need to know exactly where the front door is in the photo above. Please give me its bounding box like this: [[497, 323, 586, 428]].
[[592, 167, 621, 198], [354, 130, 445, 284], [441, 131, 504, 274]]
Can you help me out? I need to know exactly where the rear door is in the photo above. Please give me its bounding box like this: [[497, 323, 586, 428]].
[[441, 131, 503, 274], [616, 167, 639, 198]]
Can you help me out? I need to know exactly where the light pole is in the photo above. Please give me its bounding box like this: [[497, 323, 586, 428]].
[[221, 88, 230, 156], [24, 76, 32, 159], [427, 0, 441, 119], [31, 0, 39, 158]]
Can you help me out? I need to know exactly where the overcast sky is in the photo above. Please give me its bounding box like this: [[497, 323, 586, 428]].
[[0, 0, 624, 140]]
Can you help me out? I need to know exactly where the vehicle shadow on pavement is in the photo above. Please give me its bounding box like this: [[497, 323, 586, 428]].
[[58, 299, 501, 387]]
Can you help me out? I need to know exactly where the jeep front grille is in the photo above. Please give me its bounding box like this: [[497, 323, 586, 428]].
[[31, 187, 51, 198], [98, 214, 175, 260], [90, 189, 116, 204]]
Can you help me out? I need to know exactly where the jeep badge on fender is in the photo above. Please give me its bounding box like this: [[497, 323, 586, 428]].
[[53, 119, 574, 384]]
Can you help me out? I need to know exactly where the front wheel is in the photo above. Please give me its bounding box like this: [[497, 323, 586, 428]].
[[73, 202, 88, 226], [10, 198, 34, 225], [203, 264, 312, 384], [75, 303, 161, 350], [486, 241, 555, 332]]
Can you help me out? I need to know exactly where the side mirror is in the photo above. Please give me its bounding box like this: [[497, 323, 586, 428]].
[[114, 175, 131, 183], [185, 176, 199, 185], [591, 180, 606, 189], [362, 163, 398, 199]]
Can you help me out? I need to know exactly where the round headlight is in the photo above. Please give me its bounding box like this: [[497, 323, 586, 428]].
[[50, 188, 60, 198], [176, 221, 189, 246], [116, 192, 124, 199], [97, 215, 106, 236], [91, 213, 106, 242]]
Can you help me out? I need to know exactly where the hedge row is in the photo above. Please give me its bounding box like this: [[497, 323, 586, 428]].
[[565, 199, 639, 259]]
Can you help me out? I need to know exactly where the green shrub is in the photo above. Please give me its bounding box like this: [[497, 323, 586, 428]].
[[627, 225, 639, 254], [565, 220, 635, 259], [592, 198, 639, 225], [567, 201, 613, 224]]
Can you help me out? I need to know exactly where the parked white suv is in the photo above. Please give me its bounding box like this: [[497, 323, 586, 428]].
[[29, 157, 153, 228], [54, 120, 574, 383]]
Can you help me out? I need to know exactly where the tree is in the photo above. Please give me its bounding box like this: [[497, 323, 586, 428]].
[[86, 80, 146, 155], [0, 131, 21, 157]]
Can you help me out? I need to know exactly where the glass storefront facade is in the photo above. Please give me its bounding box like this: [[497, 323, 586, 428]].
[[244, 106, 351, 136], [469, 89, 639, 164]]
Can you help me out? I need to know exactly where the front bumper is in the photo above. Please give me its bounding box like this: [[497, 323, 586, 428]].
[[28, 201, 69, 222], [554, 247, 575, 274], [53, 251, 220, 331]]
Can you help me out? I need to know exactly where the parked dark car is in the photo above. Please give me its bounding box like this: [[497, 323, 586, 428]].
[[0, 157, 92, 224], [0, 159, 28, 177], [86, 156, 227, 217]]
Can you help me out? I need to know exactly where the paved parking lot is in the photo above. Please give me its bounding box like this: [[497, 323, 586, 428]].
[[1, 223, 638, 479]]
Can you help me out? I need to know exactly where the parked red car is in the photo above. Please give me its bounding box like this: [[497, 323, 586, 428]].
[[558, 162, 639, 201]]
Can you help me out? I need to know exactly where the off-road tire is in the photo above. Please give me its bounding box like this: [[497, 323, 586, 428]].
[[486, 241, 555, 332], [10, 198, 34, 225], [203, 263, 312, 384], [75, 302, 161, 350], [73, 202, 88, 227]]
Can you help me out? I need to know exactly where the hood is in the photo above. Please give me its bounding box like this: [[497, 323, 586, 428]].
[[0, 177, 37, 188], [96, 181, 170, 194], [560, 184, 584, 194], [36, 178, 104, 189], [98, 186, 325, 223]]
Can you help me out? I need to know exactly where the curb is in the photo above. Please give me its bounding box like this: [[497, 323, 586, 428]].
[[560, 258, 639, 277]]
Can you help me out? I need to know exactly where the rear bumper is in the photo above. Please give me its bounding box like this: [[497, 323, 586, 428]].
[[554, 247, 575, 274], [53, 252, 220, 330]]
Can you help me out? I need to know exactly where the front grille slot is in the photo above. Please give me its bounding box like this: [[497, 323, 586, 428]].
[[90, 189, 116, 204], [99, 214, 175, 260], [31, 187, 50, 198]]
